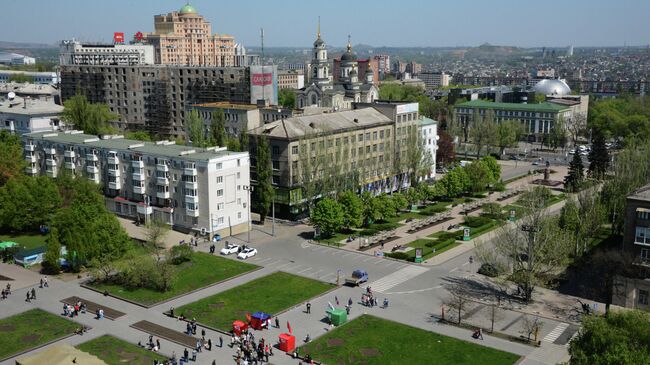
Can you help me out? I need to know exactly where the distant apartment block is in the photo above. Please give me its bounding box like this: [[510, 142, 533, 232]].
[[0, 70, 58, 85], [419, 71, 450, 89], [0, 95, 64, 135], [0, 52, 35, 65], [189, 102, 294, 138], [59, 40, 155, 66], [277, 70, 305, 90], [23, 130, 250, 236]]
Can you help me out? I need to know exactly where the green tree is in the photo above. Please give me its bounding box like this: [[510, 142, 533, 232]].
[[464, 160, 492, 193], [278, 88, 296, 109], [338, 191, 363, 229], [187, 109, 206, 147], [361, 191, 380, 225], [62, 95, 117, 135], [144, 218, 170, 250], [8, 73, 33, 83], [569, 310, 650, 365], [471, 110, 497, 158], [42, 227, 62, 274], [239, 127, 249, 152], [0, 176, 62, 232], [210, 108, 227, 147], [311, 197, 344, 237], [548, 117, 568, 150], [495, 120, 522, 155], [391, 192, 409, 211], [481, 156, 501, 184], [226, 136, 241, 152], [588, 129, 609, 180], [406, 124, 434, 187], [255, 135, 274, 224], [564, 152, 585, 192], [375, 194, 397, 221], [0, 130, 26, 187], [125, 131, 154, 141], [438, 167, 467, 198]]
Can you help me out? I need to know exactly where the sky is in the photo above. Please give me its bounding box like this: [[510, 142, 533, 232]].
[[1, 0, 649, 48]]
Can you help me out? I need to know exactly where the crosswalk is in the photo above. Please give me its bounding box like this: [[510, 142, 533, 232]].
[[363, 265, 429, 293], [543, 322, 569, 343]]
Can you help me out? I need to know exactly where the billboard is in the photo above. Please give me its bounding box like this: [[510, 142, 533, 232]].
[[250, 65, 278, 106], [113, 32, 125, 44]]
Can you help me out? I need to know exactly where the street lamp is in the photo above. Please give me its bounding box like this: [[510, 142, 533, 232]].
[[243, 185, 253, 243]]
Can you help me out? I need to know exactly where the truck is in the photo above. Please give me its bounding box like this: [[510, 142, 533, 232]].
[[345, 269, 368, 286]]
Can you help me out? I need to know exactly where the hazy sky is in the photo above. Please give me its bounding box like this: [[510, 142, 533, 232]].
[[2, 0, 648, 48]]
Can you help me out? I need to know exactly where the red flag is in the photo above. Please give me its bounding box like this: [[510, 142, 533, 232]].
[[287, 321, 292, 334], [245, 312, 252, 323]]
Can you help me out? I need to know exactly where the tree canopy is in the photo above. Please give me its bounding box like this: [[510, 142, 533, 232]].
[[278, 88, 296, 109], [0, 130, 25, 187], [311, 197, 345, 237], [62, 95, 118, 135], [0, 176, 62, 232]]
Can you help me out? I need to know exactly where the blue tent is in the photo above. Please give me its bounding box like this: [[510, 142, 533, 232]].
[[251, 311, 271, 320]]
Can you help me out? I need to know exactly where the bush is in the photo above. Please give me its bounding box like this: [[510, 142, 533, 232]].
[[435, 231, 463, 241], [385, 252, 411, 261], [169, 245, 192, 265], [493, 181, 506, 192], [481, 202, 505, 220], [464, 197, 474, 203], [420, 205, 447, 215], [464, 216, 492, 228], [478, 263, 500, 277]]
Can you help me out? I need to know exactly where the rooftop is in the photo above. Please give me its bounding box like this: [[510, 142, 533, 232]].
[[455, 100, 569, 112], [547, 98, 581, 106], [24, 131, 245, 162], [191, 101, 259, 110], [0, 96, 63, 115], [419, 117, 437, 126], [249, 108, 391, 140], [629, 183, 650, 202]]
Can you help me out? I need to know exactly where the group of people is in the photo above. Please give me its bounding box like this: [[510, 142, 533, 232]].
[[361, 287, 389, 308], [1, 283, 11, 300], [138, 335, 162, 352], [62, 301, 87, 317], [231, 330, 273, 365]]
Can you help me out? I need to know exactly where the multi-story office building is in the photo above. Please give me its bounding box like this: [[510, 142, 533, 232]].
[[419, 71, 450, 89], [59, 40, 155, 66], [0, 70, 58, 85], [60, 64, 251, 139], [22, 130, 250, 236], [141, 3, 238, 67], [0, 95, 64, 135], [248, 102, 425, 218], [405, 61, 422, 76], [277, 70, 305, 90], [419, 117, 438, 181], [613, 183, 650, 310], [373, 54, 391, 76], [189, 101, 294, 138], [454, 100, 572, 142]]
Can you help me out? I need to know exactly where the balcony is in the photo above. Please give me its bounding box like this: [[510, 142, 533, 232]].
[[64, 150, 75, 158], [133, 185, 146, 194], [131, 160, 144, 168], [64, 162, 75, 170], [86, 165, 99, 174], [132, 172, 145, 181], [25, 155, 36, 163], [156, 190, 171, 199], [88, 174, 100, 183], [108, 155, 119, 165], [183, 167, 197, 176], [45, 168, 57, 178], [156, 163, 169, 172], [45, 158, 57, 167], [108, 168, 121, 177], [186, 207, 200, 217], [86, 153, 99, 162], [137, 203, 153, 215], [44, 147, 56, 155], [184, 181, 198, 190], [24, 144, 35, 152], [185, 195, 199, 204], [25, 166, 38, 175], [108, 181, 121, 190], [156, 176, 169, 185]]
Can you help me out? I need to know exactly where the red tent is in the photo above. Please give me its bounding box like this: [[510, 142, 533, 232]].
[[233, 320, 248, 336]]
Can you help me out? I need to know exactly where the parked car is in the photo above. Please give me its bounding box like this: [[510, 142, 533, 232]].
[[220, 243, 240, 255], [237, 247, 258, 260]]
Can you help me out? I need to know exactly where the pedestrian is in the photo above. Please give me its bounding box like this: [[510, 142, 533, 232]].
[[196, 340, 202, 353], [31, 288, 36, 300], [191, 348, 197, 361], [99, 309, 104, 319], [183, 348, 189, 362], [383, 298, 389, 308], [170, 306, 175, 318], [348, 297, 353, 307], [26, 291, 31, 302], [40, 278, 43, 288], [156, 338, 161, 349], [306, 302, 311, 314], [207, 338, 212, 351], [335, 296, 339, 306], [149, 335, 154, 346], [345, 305, 350, 315], [43, 276, 49, 287], [274, 317, 279, 328], [219, 335, 223, 348]]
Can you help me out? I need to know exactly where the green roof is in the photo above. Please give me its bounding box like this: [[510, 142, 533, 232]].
[[455, 100, 569, 113], [179, 3, 197, 14], [418, 117, 437, 126]]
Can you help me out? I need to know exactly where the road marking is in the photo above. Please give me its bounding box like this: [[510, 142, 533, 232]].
[[385, 261, 397, 268], [256, 258, 273, 264], [297, 267, 313, 274], [320, 273, 336, 281], [462, 262, 469, 266], [449, 267, 459, 273], [373, 259, 384, 265], [309, 269, 323, 277], [543, 323, 569, 343], [362, 265, 428, 293], [385, 284, 442, 295], [341, 252, 354, 258], [267, 259, 284, 266], [275, 262, 293, 270], [252, 257, 261, 261], [362, 257, 374, 262]]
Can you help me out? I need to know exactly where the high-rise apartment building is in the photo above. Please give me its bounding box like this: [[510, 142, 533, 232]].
[[59, 40, 154, 66]]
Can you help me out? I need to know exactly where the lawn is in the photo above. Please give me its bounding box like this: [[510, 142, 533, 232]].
[[176, 272, 333, 330], [300, 315, 520, 365], [0, 233, 47, 251], [77, 335, 166, 365], [90, 252, 258, 306], [0, 309, 79, 360], [386, 232, 462, 262]]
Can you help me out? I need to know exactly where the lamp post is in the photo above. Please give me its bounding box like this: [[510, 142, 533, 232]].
[[243, 185, 253, 243]]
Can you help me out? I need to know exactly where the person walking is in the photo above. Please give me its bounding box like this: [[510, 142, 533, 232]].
[[306, 302, 311, 314], [156, 338, 161, 350], [25, 291, 30, 302], [183, 348, 189, 362], [207, 338, 212, 351], [219, 335, 223, 348], [191, 348, 197, 361], [40, 278, 43, 288], [348, 297, 353, 307], [274, 317, 279, 328], [43, 276, 49, 287], [31, 288, 36, 300]]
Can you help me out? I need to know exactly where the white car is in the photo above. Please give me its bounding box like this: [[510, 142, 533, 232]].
[[237, 247, 258, 260], [220, 243, 240, 255]]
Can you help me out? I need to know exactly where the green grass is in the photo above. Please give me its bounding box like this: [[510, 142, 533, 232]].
[[90, 252, 258, 306], [387, 235, 462, 262], [0, 233, 47, 251], [0, 309, 79, 360], [300, 315, 520, 365], [176, 272, 333, 330], [77, 335, 166, 365]]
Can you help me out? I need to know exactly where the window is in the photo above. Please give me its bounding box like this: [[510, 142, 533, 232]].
[[217, 217, 224, 224], [217, 189, 224, 197], [638, 210, 650, 220], [237, 172, 240, 179], [365, 133, 370, 141], [238, 212, 242, 219], [327, 139, 333, 148], [373, 131, 378, 140], [335, 138, 340, 146], [272, 161, 280, 170], [640, 290, 649, 305], [216, 176, 223, 184], [217, 203, 224, 210], [272, 146, 280, 155], [358, 133, 363, 141], [272, 175, 279, 184], [636, 226, 650, 245], [292, 146, 299, 155]]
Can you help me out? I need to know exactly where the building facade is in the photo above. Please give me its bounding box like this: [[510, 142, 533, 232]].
[[0, 70, 58, 85], [189, 102, 294, 139], [613, 183, 650, 310], [59, 40, 155, 66], [277, 70, 305, 90], [59, 64, 251, 139], [23, 130, 250, 236], [419, 117, 438, 181], [0, 96, 64, 135], [454, 100, 572, 142], [420, 71, 450, 89], [0, 53, 35, 65], [141, 3, 239, 67], [248, 102, 422, 218]]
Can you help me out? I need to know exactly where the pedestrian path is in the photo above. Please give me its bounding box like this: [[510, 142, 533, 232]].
[[363, 265, 428, 293], [542, 322, 569, 343]]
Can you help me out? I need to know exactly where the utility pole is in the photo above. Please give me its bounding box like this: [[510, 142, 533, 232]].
[[272, 193, 275, 236]]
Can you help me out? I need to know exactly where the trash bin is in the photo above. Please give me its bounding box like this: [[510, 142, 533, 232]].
[[278, 333, 295, 353], [326, 308, 347, 326]]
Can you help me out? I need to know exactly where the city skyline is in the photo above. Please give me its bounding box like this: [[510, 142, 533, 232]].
[[1, 0, 649, 48]]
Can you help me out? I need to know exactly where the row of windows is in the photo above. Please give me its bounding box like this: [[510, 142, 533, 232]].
[[636, 226, 650, 245]]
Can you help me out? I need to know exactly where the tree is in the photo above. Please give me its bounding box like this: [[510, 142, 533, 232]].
[[568, 114, 587, 146], [391, 192, 409, 211], [471, 110, 497, 158], [444, 283, 473, 324], [187, 109, 206, 147], [62, 95, 117, 135], [278, 88, 296, 109], [588, 129, 609, 180], [311, 198, 344, 237], [436, 130, 456, 167], [239, 127, 249, 152], [0, 176, 62, 232], [464, 160, 492, 193], [569, 310, 650, 365], [255, 135, 274, 224], [210, 108, 227, 147], [8, 73, 34, 83], [548, 117, 568, 151], [144, 218, 170, 250], [481, 156, 501, 183], [125, 131, 154, 141], [375, 194, 397, 221], [520, 315, 544, 343], [0, 130, 26, 186], [42, 227, 62, 274], [338, 191, 363, 229], [226, 136, 241, 152], [495, 120, 522, 155], [437, 167, 466, 198], [564, 152, 585, 192], [361, 191, 380, 225]]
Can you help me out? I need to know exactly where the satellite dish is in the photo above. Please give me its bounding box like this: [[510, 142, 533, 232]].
[[7, 92, 16, 100]]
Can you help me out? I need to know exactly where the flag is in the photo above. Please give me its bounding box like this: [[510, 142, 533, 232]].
[[327, 302, 335, 311], [245, 312, 252, 323], [287, 321, 292, 334]]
